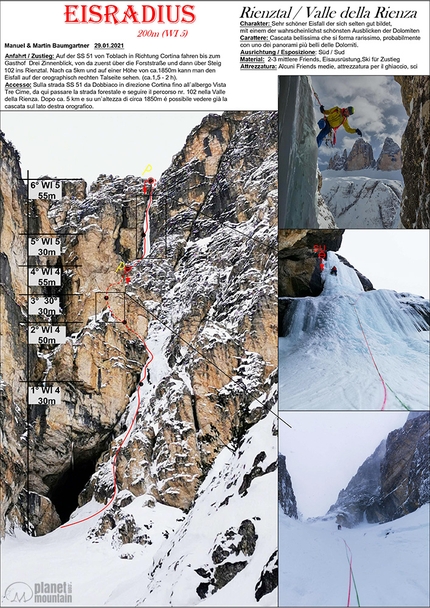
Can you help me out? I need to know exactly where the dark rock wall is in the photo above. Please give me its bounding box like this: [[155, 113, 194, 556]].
[[278, 453, 298, 519], [394, 76, 430, 228], [327, 412, 429, 527], [279, 229, 344, 298], [378, 412, 429, 520], [327, 137, 402, 171], [376, 137, 402, 171]]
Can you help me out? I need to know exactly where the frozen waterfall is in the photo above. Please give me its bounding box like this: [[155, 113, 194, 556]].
[[279, 252, 429, 410], [279, 76, 319, 228]]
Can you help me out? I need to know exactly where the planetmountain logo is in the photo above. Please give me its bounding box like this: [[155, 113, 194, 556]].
[[3, 582, 73, 604], [3, 582, 33, 603]]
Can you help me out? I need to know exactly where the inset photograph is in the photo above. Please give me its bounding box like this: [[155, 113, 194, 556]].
[[279, 75, 429, 229], [279, 411, 430, 606], [279, 228, 429, 410]]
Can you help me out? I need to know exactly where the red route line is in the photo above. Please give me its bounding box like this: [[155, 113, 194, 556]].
[[351, 300, 387, 411], [321, 262, 387, 411], [61, 185, 154, 528], [343, 539, 353, 607]]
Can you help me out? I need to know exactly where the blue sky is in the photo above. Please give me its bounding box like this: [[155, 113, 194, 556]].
[[311, 76, 408, 170]]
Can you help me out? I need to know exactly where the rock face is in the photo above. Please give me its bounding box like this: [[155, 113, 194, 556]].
[[326, 440, 386, 528], [79, 112, 278, 515], [255, 551, 278, 602], [378, 412, 430, 520], [278, 229, 373, 299], [344, 138, 375, 170], [195, 518, 257, 597], [327, 137, 402, 172], [376, 136, 402, 171], [326, 412, 430, 527], [1, 110, 278, 604], [0, 133, 31, 536], [278, 229, 375, 336], [394, 76, 430, 228], [328, 149, 347, 170], [278, 454, 298, 518]]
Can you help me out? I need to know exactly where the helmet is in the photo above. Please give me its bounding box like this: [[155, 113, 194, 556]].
[[347, 106, 355, 115]]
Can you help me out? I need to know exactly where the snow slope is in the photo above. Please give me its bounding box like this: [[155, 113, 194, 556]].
[[279, 252, 429, 410], [1, 496, 184, 606], [279, 505, 430, 607], [1, 403, 277, 607], [133, 403, 277, 607], [321, 174, 403, 229], [322, 169, 403, 181]]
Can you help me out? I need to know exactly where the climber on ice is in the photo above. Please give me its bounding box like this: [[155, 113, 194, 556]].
[[330, 266, 338, 276], [317, 106, 362, 147]]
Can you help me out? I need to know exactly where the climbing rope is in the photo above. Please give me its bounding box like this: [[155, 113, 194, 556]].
[[60, 175, 289, 529], [330, 121, 345, 146], [311, 85, 337, 147], [61, 182, 155, 529], [311, 85, 322, 107], [351, 303, 387, 410], [385, 382, 411, 411], [351, 293, 412, 411], [343, 539, 361, 607], [345, 543, 352, 606]]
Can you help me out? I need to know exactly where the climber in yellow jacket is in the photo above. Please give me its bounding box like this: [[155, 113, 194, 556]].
[[317, 106, 362, 147]]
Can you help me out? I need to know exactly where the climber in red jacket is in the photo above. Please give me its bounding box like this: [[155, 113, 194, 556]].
[[317, 106, 362, 147], [330, 266, 338, 276]]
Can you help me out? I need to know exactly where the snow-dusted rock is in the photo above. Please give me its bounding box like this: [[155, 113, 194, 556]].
[[376, 136, 402, 171], [278, 454, 298, 519], [326, 412, 429, 526], [328, 149, 347, 170], [344, 138, 374, 171], [321, 174, 402, 228]]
